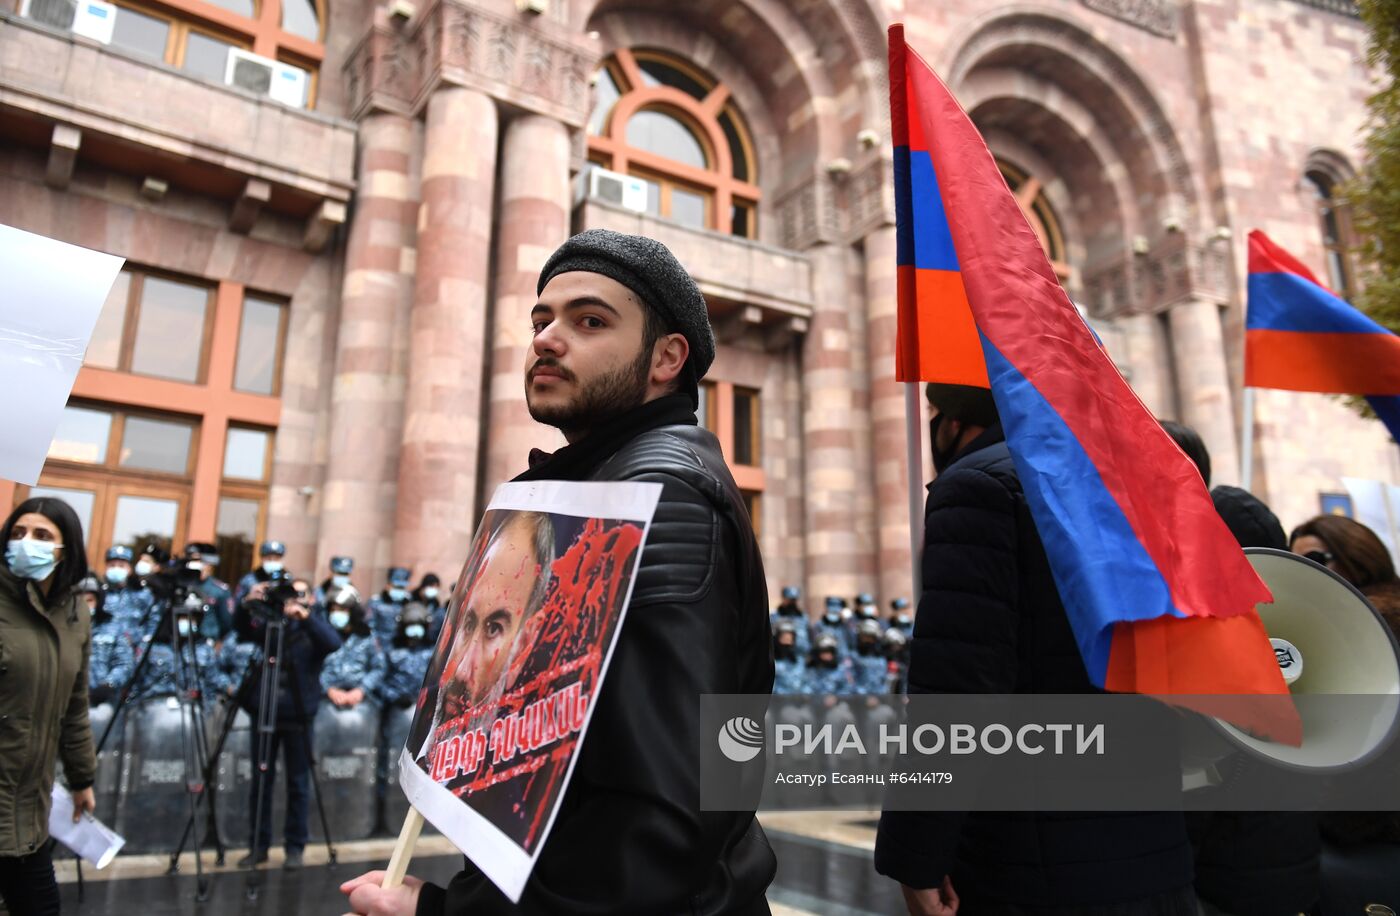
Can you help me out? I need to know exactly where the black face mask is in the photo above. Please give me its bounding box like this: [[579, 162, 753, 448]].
[[774, 641, 796, 660], [930, 414, 962, 475]]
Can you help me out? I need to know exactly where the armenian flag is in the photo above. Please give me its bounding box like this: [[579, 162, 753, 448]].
[[889, 25, 1295, 730], [1246, 230, 1400, 440]]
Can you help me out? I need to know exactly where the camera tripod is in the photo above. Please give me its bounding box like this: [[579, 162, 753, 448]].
[[239, 606, 339, 900], [95, 589, 219, 901]]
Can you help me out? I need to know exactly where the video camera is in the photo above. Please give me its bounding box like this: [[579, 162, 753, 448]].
[[242, 568, 301, 623], [144, 556, 203, 604]]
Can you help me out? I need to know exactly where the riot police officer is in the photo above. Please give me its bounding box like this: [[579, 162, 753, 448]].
[[321, 587, 386, 709], [131, 594, 227, 707], [182, 542, 234, 640], [414, 573, 446, 642], [367, 567, 414, 645], [806, 632, 853, 697], [772, 618, 807, 696], [771, 585, 811, 657], [851, 618, 888, 696], [84, 574, 134, 705], [888, 597, 913, 637], [377, 604, 433, 708], [813, 597, 850, 654], [882, 627, 909, 694], [316, 555, 355, 609], [102, 544, 152, 637]]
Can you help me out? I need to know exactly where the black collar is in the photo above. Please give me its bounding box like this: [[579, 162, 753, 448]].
[[513, 393, 698, 483]]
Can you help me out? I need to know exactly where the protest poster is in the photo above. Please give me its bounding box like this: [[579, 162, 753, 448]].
[[396, 479, 662, 901]]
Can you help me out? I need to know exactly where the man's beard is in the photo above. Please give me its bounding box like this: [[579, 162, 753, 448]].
[[527, 344, 651, 439]]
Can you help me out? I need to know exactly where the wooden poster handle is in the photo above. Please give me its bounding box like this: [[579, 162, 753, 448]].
[[382, 808, 424, 888]]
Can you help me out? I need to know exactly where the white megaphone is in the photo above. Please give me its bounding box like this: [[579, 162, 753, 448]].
[[1187, 548, 1400, 780]]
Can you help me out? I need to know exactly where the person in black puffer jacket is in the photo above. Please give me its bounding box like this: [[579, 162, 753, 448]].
[[341, 229, 775, 916], [875, 384, 1194, 915], [1160, 420, 1320, 916]]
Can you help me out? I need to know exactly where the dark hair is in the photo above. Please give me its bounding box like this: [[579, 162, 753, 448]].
[[2, 497, 88, 602], [491, 511, 556, 619], [1159, 420, 1212, 487], [1289, 515, 1397, 590]]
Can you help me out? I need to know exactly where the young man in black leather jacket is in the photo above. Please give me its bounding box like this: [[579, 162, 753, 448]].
[[343, 229, 777, 916]]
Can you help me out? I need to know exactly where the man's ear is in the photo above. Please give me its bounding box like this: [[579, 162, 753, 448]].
[[650, 333, 690, 388]]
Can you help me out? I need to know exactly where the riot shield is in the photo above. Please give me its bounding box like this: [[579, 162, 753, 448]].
[[381, 705, 437, 836], [114, 698, 195, 854], [308, 701, 380, 841]]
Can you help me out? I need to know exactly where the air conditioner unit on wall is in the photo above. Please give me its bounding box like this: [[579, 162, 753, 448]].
[[587, 167, 649, 214], [224, 48, 308, 108], [20, 0, 116, 43]]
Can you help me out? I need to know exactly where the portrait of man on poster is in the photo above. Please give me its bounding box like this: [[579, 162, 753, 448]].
[[412, 510, 556, 770]]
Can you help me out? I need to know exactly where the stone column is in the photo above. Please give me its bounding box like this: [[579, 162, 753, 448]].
[[393, 88, 499, 578], [320, 113, 420, 593], [1169, 299, 1240, 485], [802, 243, 867, 606], [1118, 312, 1176, 419], [863, 225, 914, 607], [482, 114, 570, 496]]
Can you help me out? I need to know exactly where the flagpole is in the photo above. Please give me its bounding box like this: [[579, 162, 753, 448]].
[[905, 382, 924, 598], [1240, 386, 1256, 492]]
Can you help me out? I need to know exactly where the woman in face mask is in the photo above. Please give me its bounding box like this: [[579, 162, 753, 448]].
[[320, 589, 386, 709], [0, 497, 96, 915]]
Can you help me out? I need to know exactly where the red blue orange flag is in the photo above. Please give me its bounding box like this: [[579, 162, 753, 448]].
[[889, 25, 1296, 733], [1246, 230, 1400, 441]]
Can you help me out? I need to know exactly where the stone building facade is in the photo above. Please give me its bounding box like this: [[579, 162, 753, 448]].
[[0, 0, 1389, 607]]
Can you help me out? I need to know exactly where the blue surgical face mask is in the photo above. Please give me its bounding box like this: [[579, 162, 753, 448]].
[[263, 560, 284, 575], [329, 610, 351, 630], [389, 587, 409, 602], [176, 618, 193, 638], [422, 587, 439, 601], [332, 574, 351, 588], [404, 624, 425, 640], [105, 566, 129, 586], [7, 538, 59, 581], [135, 560, 156, 577]]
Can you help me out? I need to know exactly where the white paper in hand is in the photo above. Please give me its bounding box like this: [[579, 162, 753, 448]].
[[49, 785, 124, 869], [0, 224, 124, 485]]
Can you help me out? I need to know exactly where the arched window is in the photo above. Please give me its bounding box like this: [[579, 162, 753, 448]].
[[998, 159, 1069, 281], [587, 49, 759, 238], [1304, 169, 1356, 300]]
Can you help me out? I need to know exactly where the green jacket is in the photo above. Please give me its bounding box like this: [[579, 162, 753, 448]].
[[0, 565, 95, 857]]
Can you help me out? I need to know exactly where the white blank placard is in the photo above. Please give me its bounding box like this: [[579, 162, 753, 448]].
[[0, 224, 124, 485]]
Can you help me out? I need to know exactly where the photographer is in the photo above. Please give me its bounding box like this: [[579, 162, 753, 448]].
[[234, 574, 340, 870], [235, 540, 286, 607]]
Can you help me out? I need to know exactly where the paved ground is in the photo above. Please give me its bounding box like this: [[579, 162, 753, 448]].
[[50, 811, 901, 915]]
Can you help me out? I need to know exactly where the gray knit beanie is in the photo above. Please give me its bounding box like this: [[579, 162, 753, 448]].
[[537, 229, 714, 405]]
